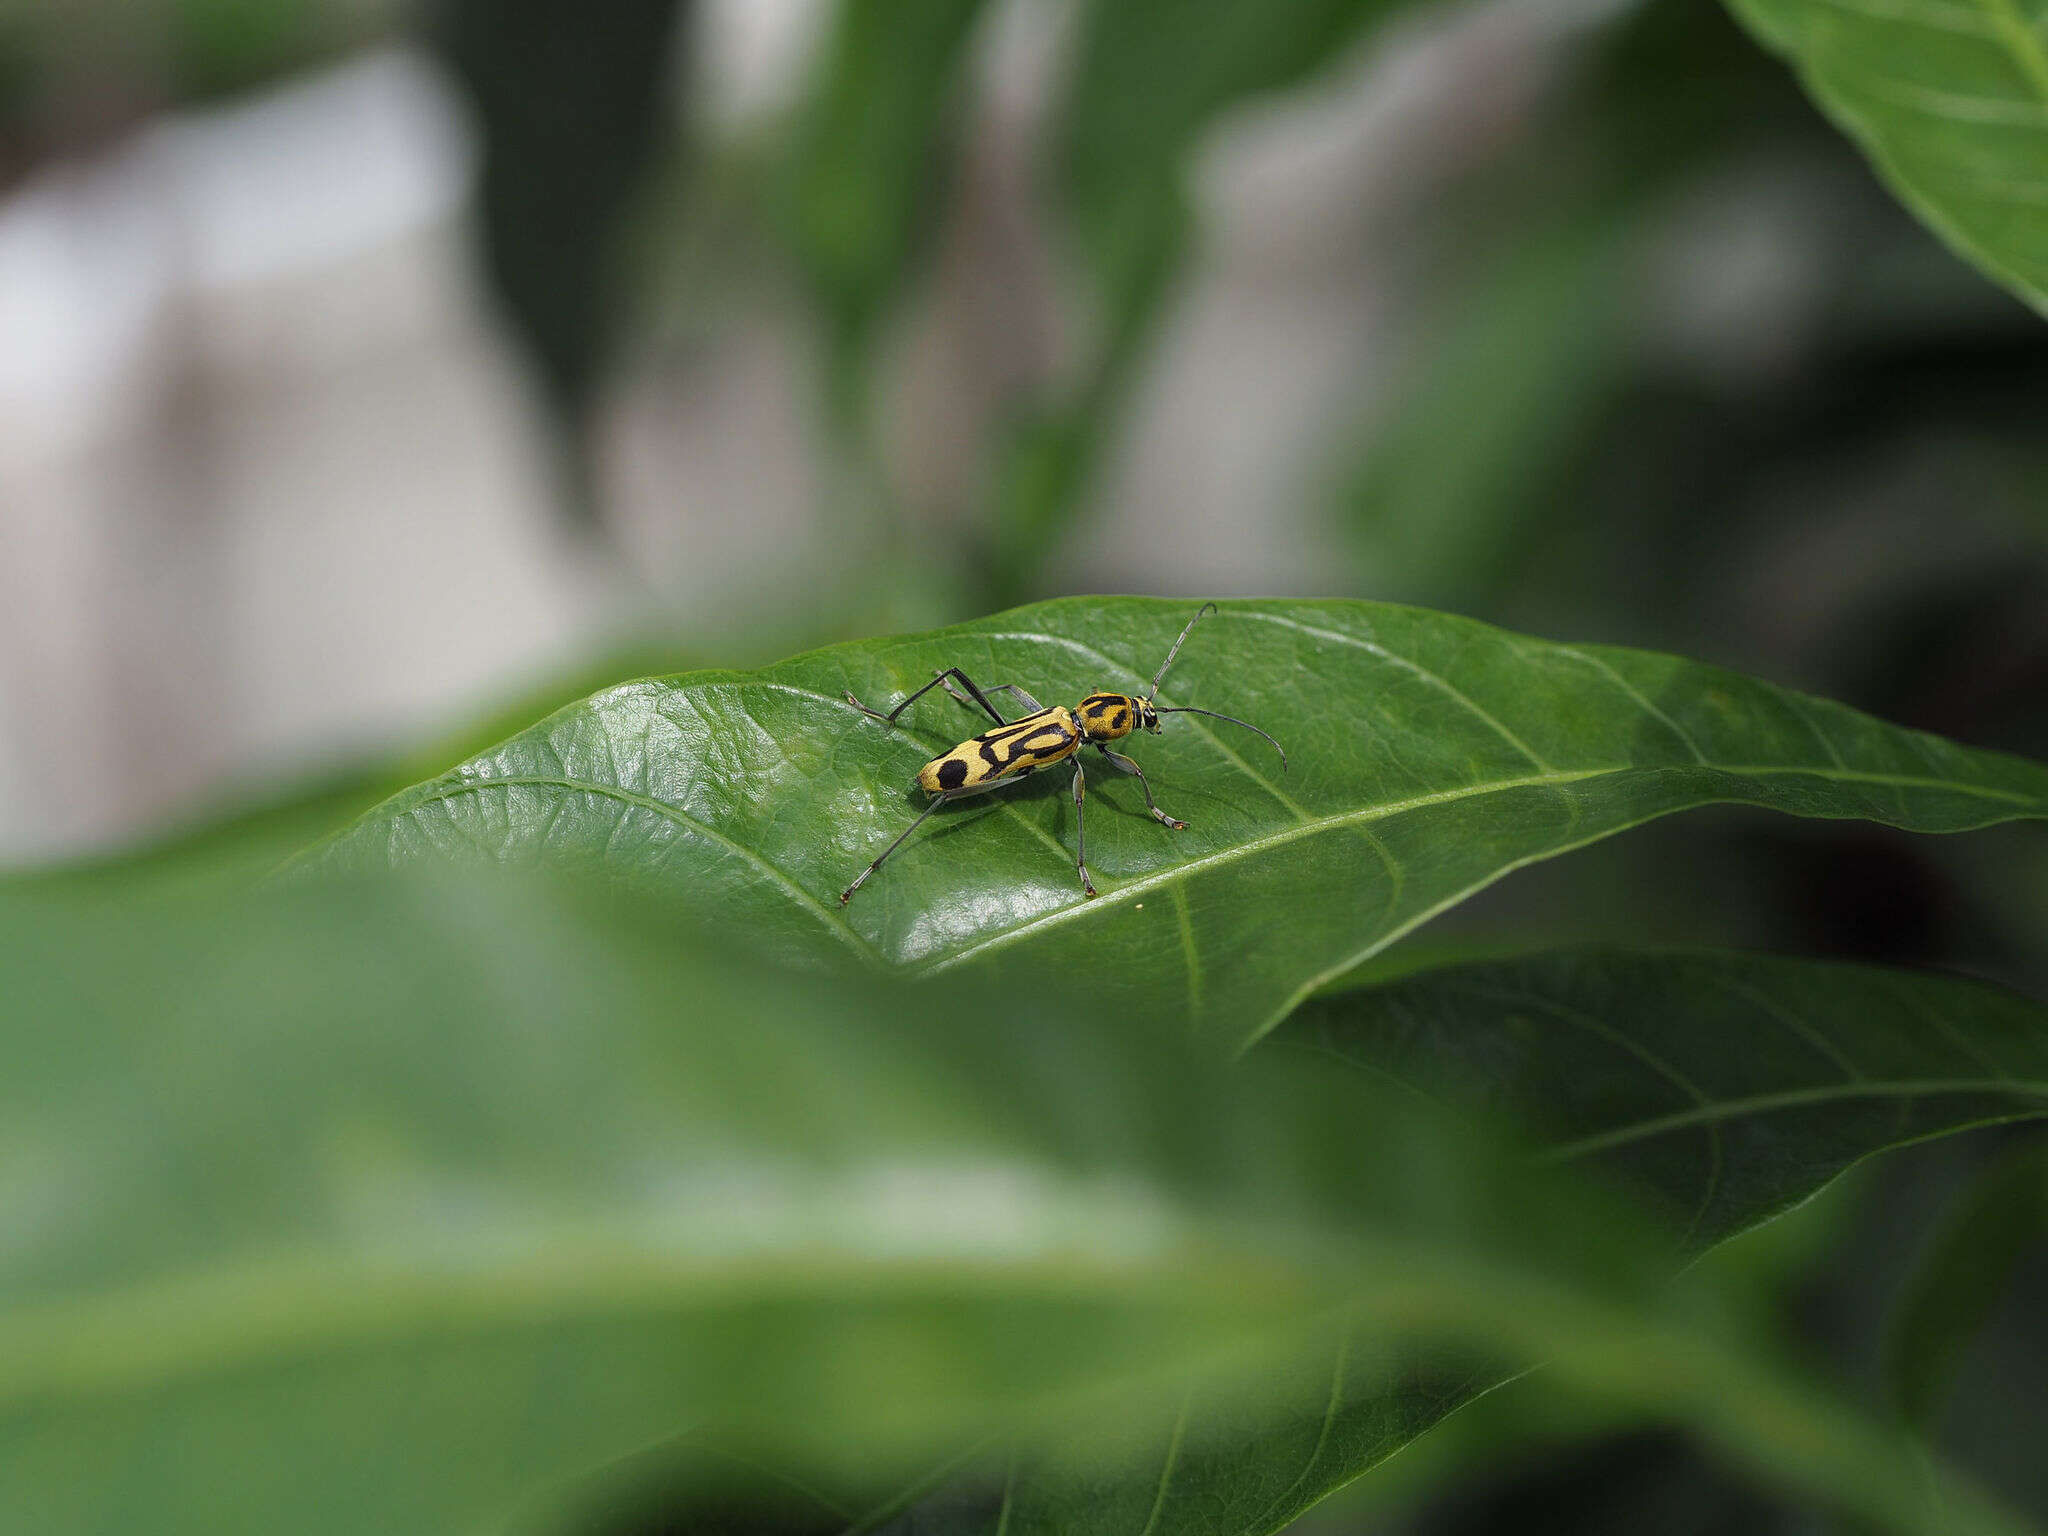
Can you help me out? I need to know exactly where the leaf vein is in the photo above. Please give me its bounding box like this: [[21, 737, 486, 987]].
[[1169, 883, 1204, 1020], [1541, 1078, 2048, 1161], [1228, 610, 1554, 773], [1456, 981, 1728, 1242], [1816, 0, 1999, 34], [1136, 1386, 1191, 1536], [1554, 646, 1710, 765], [1883, 978, 2010, 1075], [842, 1436, 998, 1535], [918, 762, 2041, 980], [1975, 0, 2048, 103], [1245, 1321, 1352, 1532], [1854, 70, 2048, 123], [1714, 973, 1869, 1082]]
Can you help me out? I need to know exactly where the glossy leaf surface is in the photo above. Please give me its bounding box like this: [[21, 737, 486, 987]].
[[306, 598, 2048, 1049], [1727, 0, 2048, 315]]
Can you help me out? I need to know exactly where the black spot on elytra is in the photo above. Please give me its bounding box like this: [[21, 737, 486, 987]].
[[937, 757, 969, 789]]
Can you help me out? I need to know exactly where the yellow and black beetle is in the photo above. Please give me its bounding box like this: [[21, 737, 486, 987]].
[[840, 604, 1285, 904]]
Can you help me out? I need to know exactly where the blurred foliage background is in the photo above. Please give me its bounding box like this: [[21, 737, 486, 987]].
[[2, 0, 2046, 1530]]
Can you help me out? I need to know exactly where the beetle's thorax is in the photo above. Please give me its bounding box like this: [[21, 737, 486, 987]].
[[1075, 690, 1158, 741]]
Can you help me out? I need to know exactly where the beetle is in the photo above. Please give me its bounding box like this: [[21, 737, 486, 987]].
[[839, 604, 1285, 905]]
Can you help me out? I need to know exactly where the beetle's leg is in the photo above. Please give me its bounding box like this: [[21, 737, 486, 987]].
[[934, 674, 1046, 721], [1070, 758, 1097, 899], [985, 683, 1047, 714], [846, 667, 1006, 727], [933, 669, 1038, 724], [841, 792, 954, 905], [844, 669, 957, 726], [1094, 745, 1189, 830]]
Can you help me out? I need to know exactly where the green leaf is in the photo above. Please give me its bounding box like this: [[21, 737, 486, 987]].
[[1283, 948, 2048, 1242], [302, 598, 2048, 1050], [4, 878, 2041, 1536], [979, 0, 1414, 598], [1060, 0, 1404, 361], [787, 0, 991, 413], [1724, 0, 2048, 316], [1335, 213, 1632, 610], [1246, 949, 2048, 1528], [1887, 1135, 2048, 1432], [0, 872, 1408, 1533], [680, 947, 2048, 1536]]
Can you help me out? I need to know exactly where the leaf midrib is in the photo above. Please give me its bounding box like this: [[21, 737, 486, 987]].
[[0, 1246, 1305, 1413], [1544, 1077, 2048, 1160], [1977, 0, 2048, 105], [914, 761, 2039, 975], [402, 760, 2040, 989], [11, 1231, 1694, 1433]]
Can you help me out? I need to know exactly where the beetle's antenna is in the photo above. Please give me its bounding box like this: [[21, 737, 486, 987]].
[[1147, 602, 1217, 701], [1155, 706, 1287, 772]]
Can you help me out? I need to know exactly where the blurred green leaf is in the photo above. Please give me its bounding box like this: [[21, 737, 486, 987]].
[[4, 879, 2040, 1536], [1166, 947, 2048, 1533], [303, 598, 2048, 1050], [167, 0, 393, 98], [0, 765, 402, 903], [789, 0, 991, 417], [977, 0, 1417, 600], [0, 872, 1376, 1533], [1337, 214, 1632, 609], [1887, 1135, 2048, 1432], [545, 946, 2048, 1536], [1060, 0, 1400, 363], [986, 408, 1095, 607], [1725, 0, 2048, 316]]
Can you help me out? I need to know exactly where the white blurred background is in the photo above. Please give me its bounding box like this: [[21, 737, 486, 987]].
[[0, 0, 1609, 858], [5, 0, 2038, 878]]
